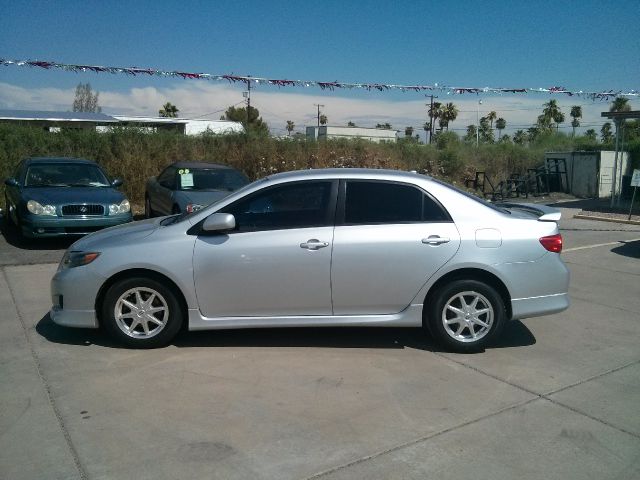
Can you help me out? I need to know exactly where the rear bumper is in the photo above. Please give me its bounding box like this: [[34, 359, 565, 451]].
[[511, 292, 570, 320], [21, 213, 132, 238]]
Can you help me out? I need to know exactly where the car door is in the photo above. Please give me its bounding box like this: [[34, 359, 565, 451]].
[[331, 180, 460, 315], [192, 180, 337, 318]]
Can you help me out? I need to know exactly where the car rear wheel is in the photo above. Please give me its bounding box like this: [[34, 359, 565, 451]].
[[427, 279, 505, 352], [101, 277, 183, 348]]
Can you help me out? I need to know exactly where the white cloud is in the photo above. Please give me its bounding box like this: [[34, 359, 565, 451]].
[[0, 81, 636, 137]]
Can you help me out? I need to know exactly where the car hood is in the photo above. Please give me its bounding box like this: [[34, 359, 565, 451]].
[[70, 217, 160, 251], [21, 187, 126, 205], [174, 190, 233, 207]]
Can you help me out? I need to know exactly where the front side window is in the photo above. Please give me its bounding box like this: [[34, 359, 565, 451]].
[[157, 167, 176, 188], [222, 181, 334, 231], [344, 181, 450, 224]]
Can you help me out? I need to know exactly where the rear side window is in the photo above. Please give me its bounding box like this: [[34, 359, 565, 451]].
[[344, 181, 450, 224]]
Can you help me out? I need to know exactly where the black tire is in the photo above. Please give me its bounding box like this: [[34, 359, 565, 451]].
[[101, 277, 183, 348], [144, 195, 153, 218], [426, 279, 505, 352], [172, 204, 181, 214]]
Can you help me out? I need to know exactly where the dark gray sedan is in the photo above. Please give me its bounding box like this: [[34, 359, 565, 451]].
[[145, 162, 249, 217], [4, 157, 132, 238]]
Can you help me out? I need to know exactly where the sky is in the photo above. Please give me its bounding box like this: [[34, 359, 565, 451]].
[[0, 0, 638, 137]]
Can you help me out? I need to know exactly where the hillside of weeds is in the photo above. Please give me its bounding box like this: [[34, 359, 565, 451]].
[[0, 124, 635, 205]]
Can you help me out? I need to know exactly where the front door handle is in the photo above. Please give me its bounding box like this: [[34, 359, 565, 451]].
[[422, 235, 450, 246], [300, 239, 329, 250]]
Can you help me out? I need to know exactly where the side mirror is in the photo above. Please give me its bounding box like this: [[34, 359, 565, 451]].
[[202, 213, 236, 233], [111, 178, 124, 188], [4, 178, 20, 188]]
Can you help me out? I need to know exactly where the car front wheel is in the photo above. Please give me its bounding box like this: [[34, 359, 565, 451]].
[[427, 279, 505, 352], [101, 277, 183, 348]]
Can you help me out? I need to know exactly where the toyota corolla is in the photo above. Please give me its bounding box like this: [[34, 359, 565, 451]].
[[50, 168, 569, 351]]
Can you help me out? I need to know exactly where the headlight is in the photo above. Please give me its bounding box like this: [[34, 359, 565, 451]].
[[60, 251, 100, 269], [108, 199, 130, 215], [27, 200, 56, 216], [186, 203, 204, 213]]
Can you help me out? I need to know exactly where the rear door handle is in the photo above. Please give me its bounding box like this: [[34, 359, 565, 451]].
[[422, 235, 450, 246], [300, 239, 329, 250]]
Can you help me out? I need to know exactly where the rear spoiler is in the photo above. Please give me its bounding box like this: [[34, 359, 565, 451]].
[[495, 202, 562, 222]]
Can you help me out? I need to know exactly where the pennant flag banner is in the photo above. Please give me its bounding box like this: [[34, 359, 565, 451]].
[[1, 58, 637, 101]]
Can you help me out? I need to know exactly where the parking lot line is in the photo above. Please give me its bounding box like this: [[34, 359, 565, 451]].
[[564, 238, 640, 252]]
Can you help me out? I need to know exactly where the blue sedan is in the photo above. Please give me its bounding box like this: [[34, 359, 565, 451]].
[[4, 157, 132, 238]]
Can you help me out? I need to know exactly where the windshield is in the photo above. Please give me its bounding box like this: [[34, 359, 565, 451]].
[[25, 163, 111, 187], [177, 168, 249, 191], [162, 177, 266, 226]]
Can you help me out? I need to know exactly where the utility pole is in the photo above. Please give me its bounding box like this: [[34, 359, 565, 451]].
[[314, 103, 324, 127], [244, 77, 252, 128], [426, 95, 437, 144]]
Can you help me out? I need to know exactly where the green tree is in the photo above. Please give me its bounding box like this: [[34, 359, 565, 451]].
[[539, 99, 564, 131], [464, 125, 477, 144], [221, 105, 269, 135], [600, 122, 613, 143], [584, 129, 597, 141], [479, 117, 494, 143], [158, 102, 179, 118], [286, 120, 295, 136], [347, 121, 356, 127], [319, 114, 328, 125], [423, 122, 431, 143], [570, 106, 582, 137], [610, 96, 631, 113], [486, 111, 497, 129], [498, 134, 511, 144], [72, 83, 101, 113], [440, 102, 458, 131], [513, 130, 527, 145], [495, 117, 506, 140], [405, 126, 414, 137], [428, 102, 442, 139], [376, 123, 393, 129]]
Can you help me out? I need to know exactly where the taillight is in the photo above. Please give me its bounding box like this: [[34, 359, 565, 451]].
[[539, 234, 563, 253]]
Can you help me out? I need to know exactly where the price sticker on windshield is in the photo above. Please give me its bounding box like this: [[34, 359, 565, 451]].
[[180, 172, 194, 188]]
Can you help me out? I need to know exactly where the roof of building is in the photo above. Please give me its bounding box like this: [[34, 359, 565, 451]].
[[0, 109, 119, 123]]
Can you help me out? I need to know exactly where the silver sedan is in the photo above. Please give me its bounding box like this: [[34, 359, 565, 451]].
[[50, 169, 569, 351]]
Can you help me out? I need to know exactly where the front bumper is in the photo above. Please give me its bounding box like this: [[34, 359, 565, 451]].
[[21, 213, 133, 238], [50, 264, 104, 328]]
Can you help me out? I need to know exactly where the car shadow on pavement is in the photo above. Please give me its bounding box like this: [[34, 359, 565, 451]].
[[611, 239, 640, 258], [36, 314, 536, 352]]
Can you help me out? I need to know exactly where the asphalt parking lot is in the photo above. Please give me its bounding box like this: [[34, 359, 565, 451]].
[[1, 202, 639, 480]]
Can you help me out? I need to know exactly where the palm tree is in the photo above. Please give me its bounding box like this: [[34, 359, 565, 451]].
[[513, 130, 527, 145], [286, 120, 295, 136], [423, 122, 431, 143], [600, 122, 613, 143], [610, 96, 631, 113], [486, 111, 497, 129], [428, 102, 442, 141], [495, 118, 506, 140], [440, 102, 458, 131], [479, 117, 494, 143], [584, 129, 597, 141], [464, 125, 477, 144], [570, 106, 582, 137], [158, 102, 179, 118], [540, 100, 563, 131], [319, 114, 328, 125]]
